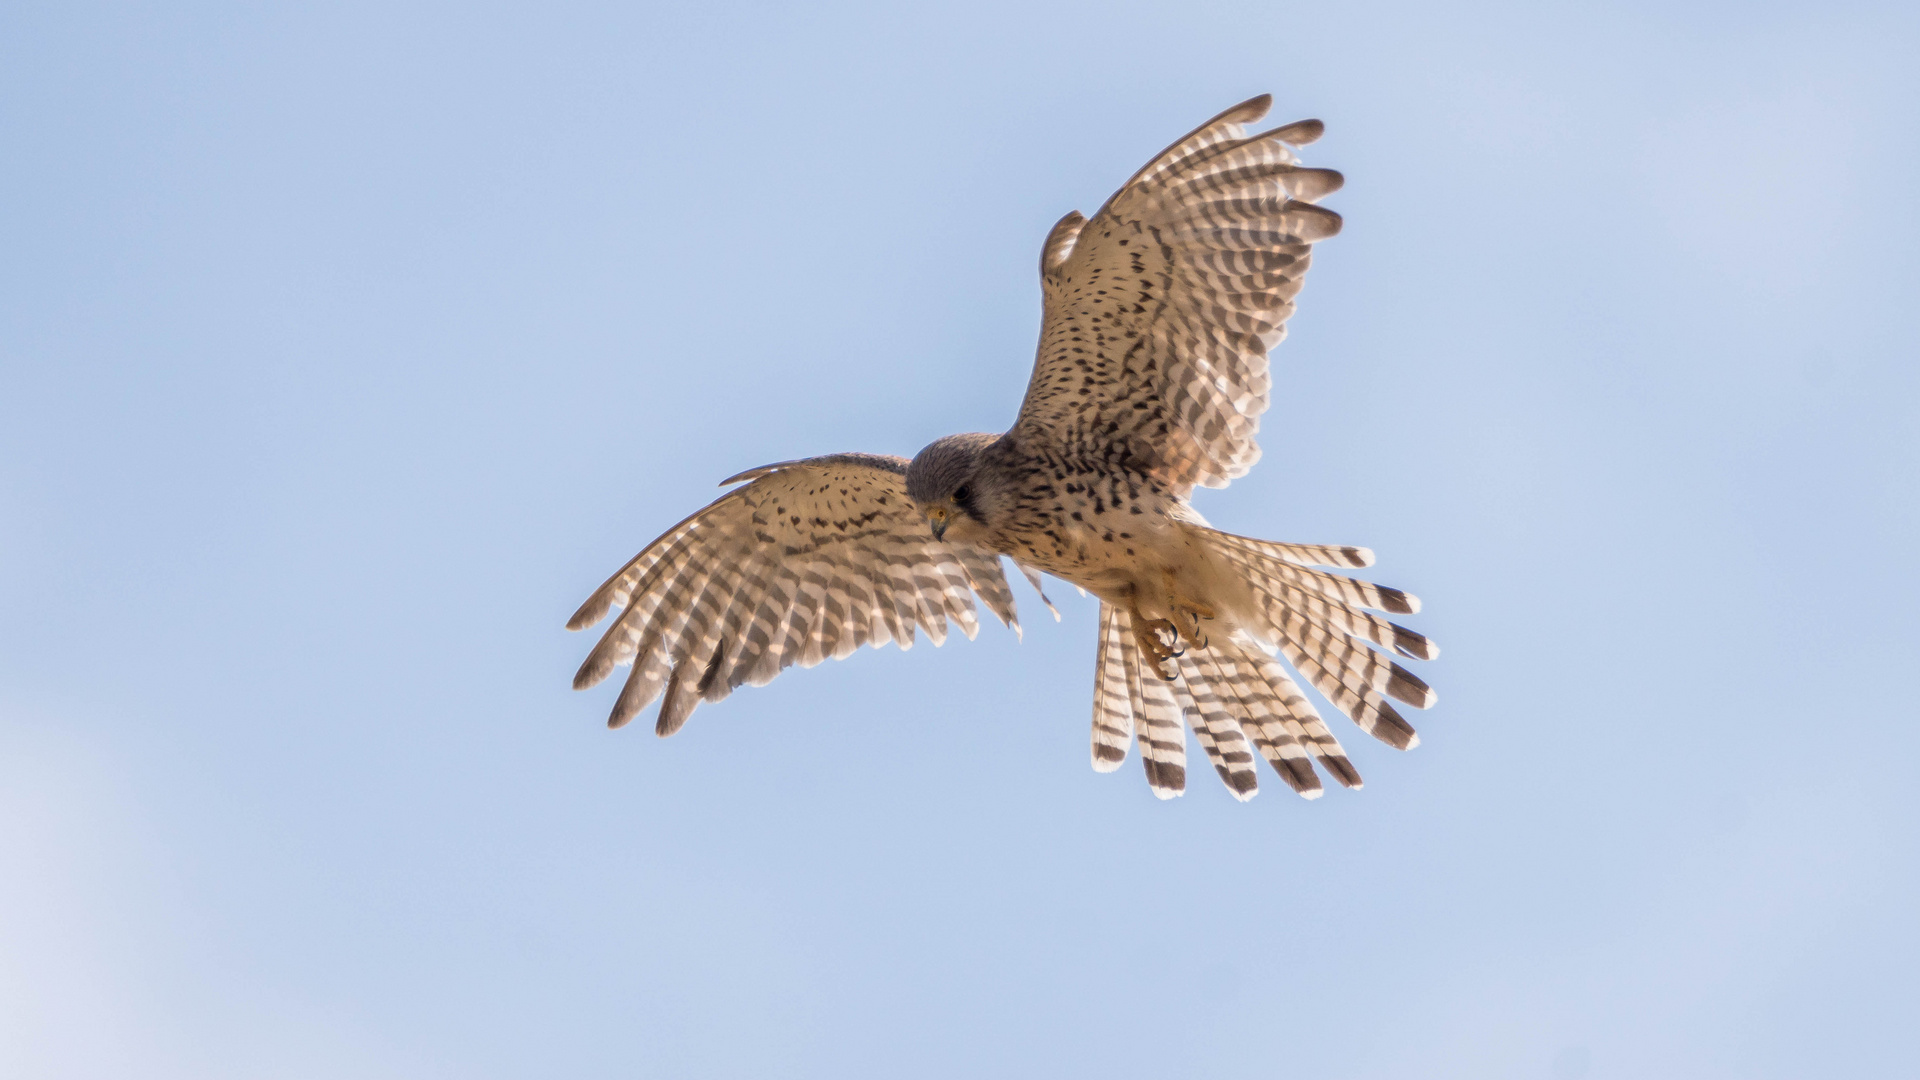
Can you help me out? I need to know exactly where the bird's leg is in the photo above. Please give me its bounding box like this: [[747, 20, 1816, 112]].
[[1170, 600, 1214, 651], [1160, 569, 1215, 652], [1132, 617, 1182, 679], [1128, 590, 1183, 680]]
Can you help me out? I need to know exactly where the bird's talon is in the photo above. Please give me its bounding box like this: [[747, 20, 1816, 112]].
[[1130, 615, 1186, 677], [1167, 601, 1215, 653]]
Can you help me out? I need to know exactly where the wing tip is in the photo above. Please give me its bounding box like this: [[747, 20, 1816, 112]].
[[572, 656, 614, 691], [1271, 118, 1324, 145], [655, 699, 693, 737], [1293, 202, 1343, 240], [567, 597, 613, 631], [1233, 93, 1274, 125], [1288, 167, 1345, 202]]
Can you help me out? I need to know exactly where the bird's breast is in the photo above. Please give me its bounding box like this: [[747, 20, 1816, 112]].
[[988, 472, 1200, 606]]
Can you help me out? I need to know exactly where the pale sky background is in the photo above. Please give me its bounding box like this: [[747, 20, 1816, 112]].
[[3, 2, 1917, 1077]]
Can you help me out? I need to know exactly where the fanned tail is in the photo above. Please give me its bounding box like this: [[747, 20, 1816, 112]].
[[1190, 641, 1360, 797], [1198, 527, 1438, 751], [1088, 602, 1369, 800], [1170, 648, 1261, 800]]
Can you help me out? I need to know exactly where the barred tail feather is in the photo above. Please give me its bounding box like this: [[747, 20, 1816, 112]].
[[1116, 609, 1186, 798], [1092, 608, 1362, 800], [1273, 623, 1423, 750], [1205, 528, 1422, 614], [1192, 643, 1328, 797], [1242, 647, 1363, 788], [1192, 525, 1438, 756], [1090, 604, 1134, 772], [1169, 654, 1261, 800], [1092, 525, 1434, 799]]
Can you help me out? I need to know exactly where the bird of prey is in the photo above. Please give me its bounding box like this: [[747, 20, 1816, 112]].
[[569, 95, 1437, 801]]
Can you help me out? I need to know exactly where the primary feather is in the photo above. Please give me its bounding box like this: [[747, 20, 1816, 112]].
[[571, 455, 1021, 733]]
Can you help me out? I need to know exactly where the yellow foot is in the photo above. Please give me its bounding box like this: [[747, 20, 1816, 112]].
[[1157, 569, 1215, 653], [1131, 614, 1183, 680], [1171, 600, 1215, 652]]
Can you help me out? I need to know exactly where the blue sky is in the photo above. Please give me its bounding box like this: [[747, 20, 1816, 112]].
[[3, 2, 1916, 1077]]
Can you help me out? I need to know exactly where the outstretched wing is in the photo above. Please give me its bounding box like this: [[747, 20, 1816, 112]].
[[1011, 95, 1343, 494], [569, 453, 1022, 735]]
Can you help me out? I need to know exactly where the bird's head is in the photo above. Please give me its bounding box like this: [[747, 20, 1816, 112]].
[[905, 432, 999, 543]]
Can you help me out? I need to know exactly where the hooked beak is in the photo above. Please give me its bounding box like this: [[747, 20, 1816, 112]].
[[929, 516, 949, 541]]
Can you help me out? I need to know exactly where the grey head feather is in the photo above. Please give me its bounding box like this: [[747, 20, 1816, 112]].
[[905, 432, 999, 506]]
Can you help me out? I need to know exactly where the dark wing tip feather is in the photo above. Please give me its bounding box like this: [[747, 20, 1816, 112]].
[[1287, 167, 1345, 202], [573, 653, 615, 691], [1290, 202, 1343, 240], [607, 667, 654, 729], [1272, 118, 1324, 145], [656, 663, 696, 737], [567, 595, 614, 632], [1230, 93, 1274, 123], [1110, 94, 1277, 198]]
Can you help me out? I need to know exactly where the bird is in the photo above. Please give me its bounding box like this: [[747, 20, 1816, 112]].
[[568, 94, 1437, 801]]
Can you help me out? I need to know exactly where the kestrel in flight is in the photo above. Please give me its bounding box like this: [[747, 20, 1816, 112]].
[[570, 95, 1438, 800]]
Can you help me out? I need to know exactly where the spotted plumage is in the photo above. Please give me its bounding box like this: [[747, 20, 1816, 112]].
[[571, 95, 1440, 800]]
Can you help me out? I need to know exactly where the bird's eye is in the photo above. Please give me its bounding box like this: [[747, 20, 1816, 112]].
[[953, 485, 971, 503]]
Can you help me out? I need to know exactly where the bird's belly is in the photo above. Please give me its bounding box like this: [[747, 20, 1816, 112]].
[[1009, 500, 1228, 620]]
